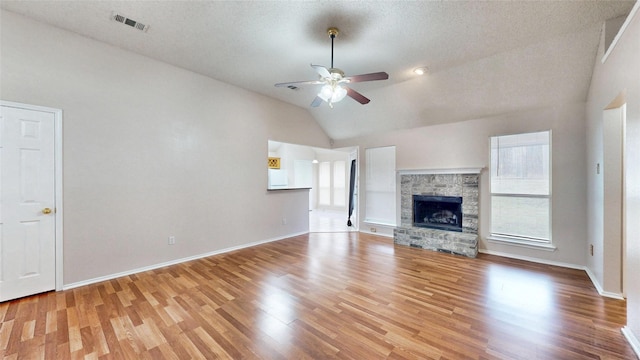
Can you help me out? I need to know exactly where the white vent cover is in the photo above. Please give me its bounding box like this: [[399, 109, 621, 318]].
[[111, 12, 149, 32]]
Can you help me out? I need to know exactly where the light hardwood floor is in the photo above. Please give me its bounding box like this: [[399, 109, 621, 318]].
[[0, 232, 635, 359], [309, 210, 356, 233]]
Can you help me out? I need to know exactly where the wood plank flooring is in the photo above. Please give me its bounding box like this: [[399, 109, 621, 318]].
[[0, 232, 635, 359]]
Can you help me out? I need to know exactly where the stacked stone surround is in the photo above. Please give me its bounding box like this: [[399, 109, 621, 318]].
[[393, 170, 480, 257]]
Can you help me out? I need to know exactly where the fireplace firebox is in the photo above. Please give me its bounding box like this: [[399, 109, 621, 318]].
[[413, 195, 463, 232]]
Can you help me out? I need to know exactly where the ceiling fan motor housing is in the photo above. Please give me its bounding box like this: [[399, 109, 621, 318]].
[[329, 68, 344, 80]]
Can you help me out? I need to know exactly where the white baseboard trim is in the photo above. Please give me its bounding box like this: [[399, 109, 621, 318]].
[[622, 326, 640, 359], [478, 249, 583, 269], [63, 231, 308, 291], [583, 266, 605, 295], [583, 267, 625, 300], [359, 229, 394, 238], [478, 249, 625, 300]]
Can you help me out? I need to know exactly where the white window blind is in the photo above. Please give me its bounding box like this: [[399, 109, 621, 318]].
[[365, 146, 396, 226], [318, 161, 331, 206], [490, 131, 551, 244], [333, 161, 346, 207]]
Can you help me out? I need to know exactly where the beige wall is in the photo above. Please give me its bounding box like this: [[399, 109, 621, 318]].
[[0, 11, 330, 285], [586, 3, 640, 349]]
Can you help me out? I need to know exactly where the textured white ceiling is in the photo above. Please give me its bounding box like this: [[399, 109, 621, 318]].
[[0, 0, 635, 140]]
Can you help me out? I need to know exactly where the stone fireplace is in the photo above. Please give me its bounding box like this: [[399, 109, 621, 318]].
[[393, 168, 481, 257]]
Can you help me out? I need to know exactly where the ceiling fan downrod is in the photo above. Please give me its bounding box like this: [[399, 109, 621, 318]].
[[327, 27, 339, 69]]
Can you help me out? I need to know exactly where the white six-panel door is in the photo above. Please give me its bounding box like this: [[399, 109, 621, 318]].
[[0, 104, 56, 302]]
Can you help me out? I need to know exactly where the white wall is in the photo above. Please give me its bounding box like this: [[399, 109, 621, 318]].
[[586, 3, 640, 351], [0, 11, 330, 285], [335, 102, 588, 266]]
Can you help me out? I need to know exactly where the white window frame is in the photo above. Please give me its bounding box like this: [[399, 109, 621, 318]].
[[488, 131, 555, 250]]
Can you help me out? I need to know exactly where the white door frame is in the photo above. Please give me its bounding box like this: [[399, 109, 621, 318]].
[[1, 100, 63, 291]]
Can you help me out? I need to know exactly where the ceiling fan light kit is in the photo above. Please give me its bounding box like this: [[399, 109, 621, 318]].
[[275, 27, 389, 108], [319, 84, 347, 103]]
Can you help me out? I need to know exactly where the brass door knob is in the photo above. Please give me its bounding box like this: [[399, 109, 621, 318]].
[[42, 208, 52, 214]]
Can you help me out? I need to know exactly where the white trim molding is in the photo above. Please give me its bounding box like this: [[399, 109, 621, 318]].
[[622, 326, 640, 359], [602, 1, 640, 63], [479, 249, 582, 270], [359, 229, 394, 238], [361, 221, 396, 238], [584, 267, 625, 300], [397, 167, 484, 175], [480, 249, 625, 300], [63, 231, 308, 291]]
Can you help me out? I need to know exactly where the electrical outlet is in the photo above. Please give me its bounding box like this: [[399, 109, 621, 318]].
[[596, 163, 600, 174], [590, 244, 594, 256], [370, 227, 377, 233], [168, 236, 176, 245], [282, 217, 287, 225]]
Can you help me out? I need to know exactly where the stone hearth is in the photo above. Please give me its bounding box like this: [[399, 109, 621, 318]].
[[393, 169, 481, 257]]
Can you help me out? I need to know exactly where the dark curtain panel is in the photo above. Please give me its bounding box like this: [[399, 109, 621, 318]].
[[347, 159, 356, 227]]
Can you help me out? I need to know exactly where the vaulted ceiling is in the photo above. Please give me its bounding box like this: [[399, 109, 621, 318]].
[[0, 1, 635, 140]]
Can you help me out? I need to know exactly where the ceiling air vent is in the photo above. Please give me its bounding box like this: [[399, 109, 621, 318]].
[[111, 12, 149, 32]]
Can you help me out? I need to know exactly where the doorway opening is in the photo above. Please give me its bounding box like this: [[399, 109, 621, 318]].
[[310, 146, 358, 233], [602, 100, 626, 297]]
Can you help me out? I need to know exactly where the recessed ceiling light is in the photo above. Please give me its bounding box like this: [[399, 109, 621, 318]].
[[413, 67, 428, 75]]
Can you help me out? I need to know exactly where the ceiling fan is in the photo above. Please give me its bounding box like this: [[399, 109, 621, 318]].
[[275, 27, 389, 108]]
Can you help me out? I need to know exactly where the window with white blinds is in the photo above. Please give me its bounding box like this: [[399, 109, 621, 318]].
[[318, 161, 331, 206], [333, 161, 346, 207], [490, 131, 552, 246], [365, 146, 396, 226]]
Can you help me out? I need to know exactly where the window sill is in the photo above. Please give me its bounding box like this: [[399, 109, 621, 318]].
[[487, 235, 557, 251]]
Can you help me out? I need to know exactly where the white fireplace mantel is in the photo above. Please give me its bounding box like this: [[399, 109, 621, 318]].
[[397, 167, 484, 175]]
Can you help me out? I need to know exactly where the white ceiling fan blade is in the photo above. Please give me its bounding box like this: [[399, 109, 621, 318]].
[[275, 79, 324, 87], [311, 64, 331, 79], [310, 96, 323, 107]]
